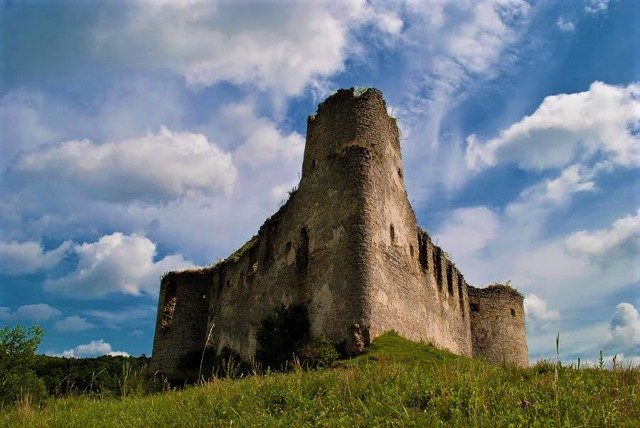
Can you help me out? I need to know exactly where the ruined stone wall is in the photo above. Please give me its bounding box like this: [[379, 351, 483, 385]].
[[468, 285, 528, 366], [151, 270, 211, 374], [347, 90, 472, 355], [151, 88, 527, 374], [201, 90, 393, 361]]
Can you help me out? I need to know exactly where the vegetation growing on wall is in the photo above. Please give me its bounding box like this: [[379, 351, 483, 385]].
[[255, 304, 311, 369], [485, 282, 524, 298], [229, 237, 259, 262], [352, 86, 369, 97], [255, 304, 339, 370]]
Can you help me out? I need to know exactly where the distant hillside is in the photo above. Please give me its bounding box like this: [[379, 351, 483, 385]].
[[4, 333, 638, 427]]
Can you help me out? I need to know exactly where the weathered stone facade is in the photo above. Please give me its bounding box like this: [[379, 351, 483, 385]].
[[151, 88, 528, 374]]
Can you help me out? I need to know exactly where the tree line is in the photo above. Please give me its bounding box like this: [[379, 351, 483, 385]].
[[1, 325, 150, 407]]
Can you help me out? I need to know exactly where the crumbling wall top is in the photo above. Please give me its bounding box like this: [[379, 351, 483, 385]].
[[313, 87, 387, 118], [468, 283, 524, 301]]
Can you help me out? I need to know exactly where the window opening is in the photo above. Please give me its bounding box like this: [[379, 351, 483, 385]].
[[296, 227, 309, 272]]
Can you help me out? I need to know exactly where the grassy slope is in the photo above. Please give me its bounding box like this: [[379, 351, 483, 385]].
[[3, 332, 639, 427]]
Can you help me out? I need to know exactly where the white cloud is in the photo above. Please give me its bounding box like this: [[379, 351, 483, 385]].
[[13, 127, 236, 204], [585, 0, 610, 14], [222, 102, 305, 169], [396, 0, 532, 201], [54, 315, 95, 332], [466, 81, 640, 171], [541, 165, 596, 204], [524, 294, 560, 331], [403, 0, 531, 112], [605, 303, 640, 353], [60, 339, 129, 358], [92, 0, 402, 95], [433, 207, 499, 257], [44, 233, 193, 297], [0, 303, 61, 321], [499, 165, 597, 232], [0, 240, 71, 275], [0, 90, 59, 169], [442, 0, 530, 75], [374, 9, 403, 34], [556, 17, 575, 32], [565, 209, 640, 260]]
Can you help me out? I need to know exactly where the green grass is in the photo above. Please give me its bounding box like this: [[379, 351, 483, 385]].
[[3, 332, 639, 427]]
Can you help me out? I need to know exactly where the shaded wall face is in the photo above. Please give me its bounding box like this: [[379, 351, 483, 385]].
[[151, 272, 211, 374], [205, 91, 393, 360], [354, 110, 472, 355], [468, 288, 529, 367]]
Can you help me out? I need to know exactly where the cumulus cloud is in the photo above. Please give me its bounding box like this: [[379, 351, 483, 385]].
[[222, 102, 305, 169], [44, 233, 193, 297], [59, 339, 129, 358], [0, 240, 71, 275], [90, 0, 402, 95], [0, 303, 61, 321], [605, 303, 640, 353], [503, 165, 597, 228], [565, 209, 640, 260], [13, 127, 237, 204], [54, 315, 95, 332], [466, 81, 640, 171], [524, 294, 560, 331]]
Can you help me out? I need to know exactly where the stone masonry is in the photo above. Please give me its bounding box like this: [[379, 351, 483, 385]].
[[151, 88, 529, 375]]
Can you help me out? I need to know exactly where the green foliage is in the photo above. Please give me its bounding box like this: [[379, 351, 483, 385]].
[[228, 237, 259, 261], [0, 325, 47, 407], [296, 336, 340, 368], [486, 282, 524, 298], [3, 333, 639, 426], [32, 354, 151, 397], [255, 304, 310, 370], [352, 86, 369, 97]]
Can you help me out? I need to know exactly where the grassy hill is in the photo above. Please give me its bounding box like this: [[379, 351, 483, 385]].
[[3, 332, 638, 427]]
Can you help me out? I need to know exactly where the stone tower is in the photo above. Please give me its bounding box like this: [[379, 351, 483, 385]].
[[151, 88, 528, 375]]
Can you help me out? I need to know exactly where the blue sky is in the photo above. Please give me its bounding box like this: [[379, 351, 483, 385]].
[[1, 0, 638, 364]]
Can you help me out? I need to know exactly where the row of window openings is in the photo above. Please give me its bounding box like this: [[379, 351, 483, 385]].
[[390, 223, 458, 296], [222, 227, 309, 289]]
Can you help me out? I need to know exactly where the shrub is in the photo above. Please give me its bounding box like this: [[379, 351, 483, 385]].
[[255, 304, 310, 370], [296, 336, 340, 368], [0, 325, 47, 407]]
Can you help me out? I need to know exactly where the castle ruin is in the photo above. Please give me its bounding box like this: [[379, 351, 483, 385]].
[[151, 88, 528, 374]]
